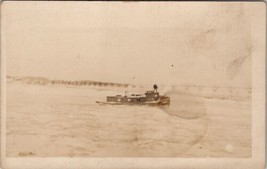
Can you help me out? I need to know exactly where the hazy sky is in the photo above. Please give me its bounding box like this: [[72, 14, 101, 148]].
[[3, 2, 262, 87]]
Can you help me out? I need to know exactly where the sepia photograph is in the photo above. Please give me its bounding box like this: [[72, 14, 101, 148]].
[[1, 1, 265, 169]]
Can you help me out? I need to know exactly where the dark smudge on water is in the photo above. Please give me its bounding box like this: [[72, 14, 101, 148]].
[[160, 89, 207, 119]]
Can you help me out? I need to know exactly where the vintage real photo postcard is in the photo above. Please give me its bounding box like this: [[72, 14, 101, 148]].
[[0, 1, 266, 169]]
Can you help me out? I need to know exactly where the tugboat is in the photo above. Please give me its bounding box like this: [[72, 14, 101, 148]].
[[96, 84, 170, 106]]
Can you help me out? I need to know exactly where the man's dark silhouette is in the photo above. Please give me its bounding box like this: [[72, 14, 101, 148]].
[[153, 84, 158, 92]]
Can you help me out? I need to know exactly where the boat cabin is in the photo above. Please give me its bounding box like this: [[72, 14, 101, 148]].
[[106, 91, 159, 103]]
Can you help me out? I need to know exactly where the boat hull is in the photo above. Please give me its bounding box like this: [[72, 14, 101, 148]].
[[96, 96, 170, 106]]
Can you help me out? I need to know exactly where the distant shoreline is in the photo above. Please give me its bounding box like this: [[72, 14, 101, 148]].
[[6, 75, 252, 101]]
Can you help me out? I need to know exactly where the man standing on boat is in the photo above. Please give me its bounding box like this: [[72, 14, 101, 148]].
[[153, 84, 158, 92]]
